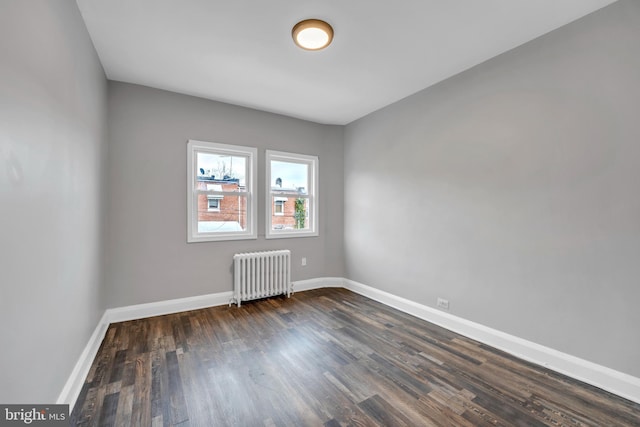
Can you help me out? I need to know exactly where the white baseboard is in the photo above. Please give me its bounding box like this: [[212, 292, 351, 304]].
[[292, 277, 344, 292], [106, 291, 234, 324], [57, 312, 110, 406], [343, 278, 640, 405], [59, 278, 640, 408]]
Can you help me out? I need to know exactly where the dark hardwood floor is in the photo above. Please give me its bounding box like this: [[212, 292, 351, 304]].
[[71, 288, 640, 426]]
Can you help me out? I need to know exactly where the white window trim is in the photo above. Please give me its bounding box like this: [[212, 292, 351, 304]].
[[187, 140, 257, 242], [265, 150, 318, 239]]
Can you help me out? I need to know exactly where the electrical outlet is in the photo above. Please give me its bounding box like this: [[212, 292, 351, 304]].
[[437, 297, 449, 310], [301, 257, 307, 266]]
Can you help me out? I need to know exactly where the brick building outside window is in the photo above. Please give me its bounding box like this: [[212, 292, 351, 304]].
[[196, 177, 247, 232]]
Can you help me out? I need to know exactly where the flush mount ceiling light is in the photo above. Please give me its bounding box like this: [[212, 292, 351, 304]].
[[292, 19, 334, 51]]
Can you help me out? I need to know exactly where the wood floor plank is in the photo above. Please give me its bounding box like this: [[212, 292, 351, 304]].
[[358, 394, 414, 427], [130, 354, 152, 427], [72, 288, 640, 426], [109, 350, 128, 384], [113, 385, 134, 427], [165, 350, 189, 425], [99, 392, 120, 427]]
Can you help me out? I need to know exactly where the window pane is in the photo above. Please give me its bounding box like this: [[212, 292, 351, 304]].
[[197, 152, 247, 188], [271, 160, 308, 194], [274, 200, 284, 214], [188, 140, 256, 242], [197, 194, 248, 233], [270, 196, 309, 231], [265, 150, 317, 239], [207, 196, 220, 210]]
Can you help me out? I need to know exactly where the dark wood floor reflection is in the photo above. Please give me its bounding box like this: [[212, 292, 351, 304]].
[[71, 288, 640, 426]]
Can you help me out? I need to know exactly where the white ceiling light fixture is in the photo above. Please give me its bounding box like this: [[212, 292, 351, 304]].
[[292, 19, 334, 51]]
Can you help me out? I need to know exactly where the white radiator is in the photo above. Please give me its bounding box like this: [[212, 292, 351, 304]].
[[231, 249, 291, 307]]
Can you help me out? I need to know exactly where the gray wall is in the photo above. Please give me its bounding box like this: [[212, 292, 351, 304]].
[[1, 0, 636, 404], [344, 0, 640, 377], [0, 0, 108, 402], [105, 82, 344, 308]]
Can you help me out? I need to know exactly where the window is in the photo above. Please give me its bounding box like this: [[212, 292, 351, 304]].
[[266, 150, 318, 238], [187, 140, 257, 242], [207, 196, 220, 211], [274, 198, 286, 216]]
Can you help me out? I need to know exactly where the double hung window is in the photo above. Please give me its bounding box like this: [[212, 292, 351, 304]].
[[187, 140, 257, 242], [266, 150, 318, 238]]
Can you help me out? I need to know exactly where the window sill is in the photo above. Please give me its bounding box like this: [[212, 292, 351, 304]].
[[265, 230, 318, 239]]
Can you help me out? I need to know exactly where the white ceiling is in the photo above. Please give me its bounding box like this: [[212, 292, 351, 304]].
[[76, 0, 617, 125]]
